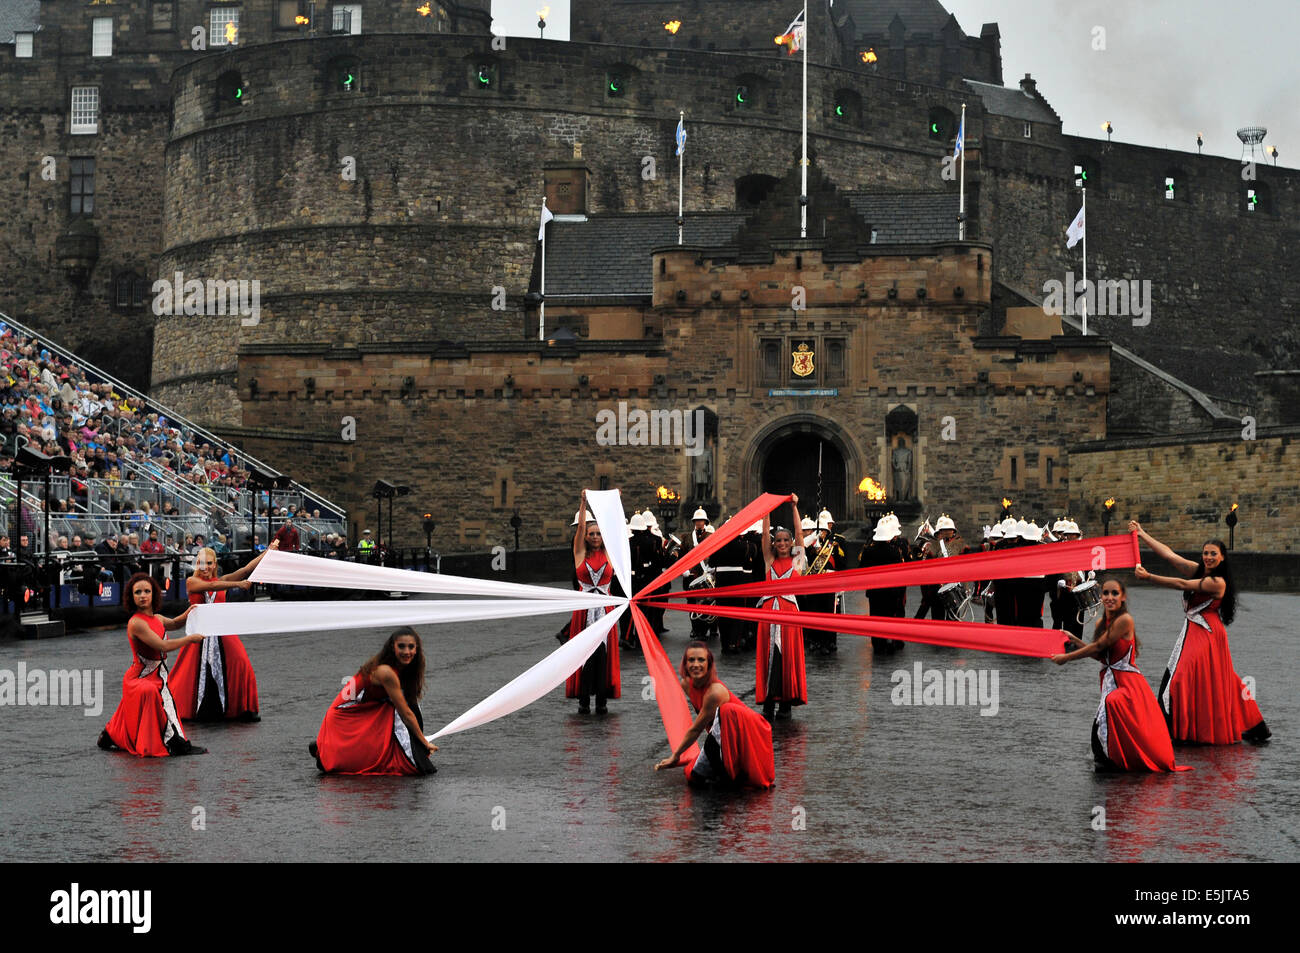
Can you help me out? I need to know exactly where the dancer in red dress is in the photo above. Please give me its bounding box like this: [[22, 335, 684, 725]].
[[309, 627, 437, 775], [98, 573, 204, 757], [1051, 578, 1186, 771], [756, 494, 807, 721], [1131, 523, 1270, 744], [170, 541, 277, 721], [654, 642, 775, 788], [565, 490, 619, 714]]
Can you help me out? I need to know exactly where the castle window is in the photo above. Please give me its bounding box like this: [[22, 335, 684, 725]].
[[1045, 457, 1055, 486], [607, 71, 626, 98], [210, 7, 240, 47], [70, 86, 99, 135], [833, 89, 862, 125], [1023, 122, 1032, 138], [15, 33, 33, 57], [327, 56, 361, 93], [733, 74, 764, 112], [1243, 182, 1271, 215], [760, 338, 781, 384], [92, 18, 113, 57], [150, 2, 175, 32], [275, 1, 303, 30], [928, 106, 956, 143], [826, 338, 846, 384], [735, 173, 779, 209], [216, 71, 245, 109], [113, 272, 148, 311], [333, 4, 362, 35], [472, 62, 497, 90], [1163, 168, 1186, 202], [70, 158, 95, 215], [1009, 456, 1018, 484]]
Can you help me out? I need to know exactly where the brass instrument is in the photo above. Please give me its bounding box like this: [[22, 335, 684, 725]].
[[807, 533, 845, 574], [687, 566, 718, 625]]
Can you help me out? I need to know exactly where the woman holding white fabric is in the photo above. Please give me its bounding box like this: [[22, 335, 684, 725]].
[[169, 541, 277, 721], [565, 490, 620, 714]]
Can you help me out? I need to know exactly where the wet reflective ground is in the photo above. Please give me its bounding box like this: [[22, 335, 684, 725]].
[[1, 586, 1295, 862]]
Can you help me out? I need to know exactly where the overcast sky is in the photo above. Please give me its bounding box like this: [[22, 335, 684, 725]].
[[491, 0, 1294, 165]]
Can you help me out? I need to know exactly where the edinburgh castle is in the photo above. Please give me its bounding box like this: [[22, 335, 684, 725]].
[[3, 0, 1298, 554]]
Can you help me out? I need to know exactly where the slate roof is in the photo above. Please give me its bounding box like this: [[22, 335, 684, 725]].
[[842, 0, 960, 37], [544, 192, 960, 296], [964, 79, 1059, 124], [0, 0, 40, 44], [544, 214, 748, 296]]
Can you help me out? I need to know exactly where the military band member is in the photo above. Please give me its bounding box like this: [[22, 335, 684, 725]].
[[858, 513, 908, 651], [803, 510, 846, 654]]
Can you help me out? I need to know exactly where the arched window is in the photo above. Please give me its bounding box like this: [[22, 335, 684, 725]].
[[928, 106, 956, 143], [832, 88, 862, 125], [471, 61, 498, 90], [733, 73, 765, 111], [736, 173, 779, 209], [326, 56, 361, 94], [1243, 181, 1272, 214], [215, 71, 244, 110]]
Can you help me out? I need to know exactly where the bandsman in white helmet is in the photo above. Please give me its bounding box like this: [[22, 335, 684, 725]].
[[915, 513, 970, 621], [683, 506, 718, 641], [857, 512, 908, 651], [804, 509, 846, 654]]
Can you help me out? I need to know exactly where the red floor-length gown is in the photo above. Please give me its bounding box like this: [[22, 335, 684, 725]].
[[564, 551, 621, 699], [755, 557, 807, 706], [100, 613, 192, 757], [313, 672, 434, 775], [685, 679, 776, 788], [1091, 636, 1187, 772], [169, 588, 260, 720], [1159, 595, 1267, 744]]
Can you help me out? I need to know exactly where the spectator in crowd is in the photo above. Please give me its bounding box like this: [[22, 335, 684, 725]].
[[141, 528, 165, 555], [0, 535, 14, 560], [273, 515, 300, 553]]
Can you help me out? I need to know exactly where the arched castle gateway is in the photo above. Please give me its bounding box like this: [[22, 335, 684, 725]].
[[3, 1, 1298, 550]]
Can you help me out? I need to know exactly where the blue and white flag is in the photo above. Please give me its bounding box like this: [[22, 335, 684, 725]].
[[953, 113, 964, 159], [675, 117, 687, 157]]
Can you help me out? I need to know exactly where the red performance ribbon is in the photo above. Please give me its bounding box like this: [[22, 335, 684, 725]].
[[641, 599, 1063, 658], [630, 603, 698, 763], [633, 492, 790, 599], [663, 533, 1140, 603]]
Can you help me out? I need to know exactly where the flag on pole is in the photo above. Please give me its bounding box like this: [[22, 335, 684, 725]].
[[538, 198, 554, 241], [1066, 206, 1085, 249], [675, 116, 687, 157], [953, 112, 965, 159], [775, 10, 805, 54]]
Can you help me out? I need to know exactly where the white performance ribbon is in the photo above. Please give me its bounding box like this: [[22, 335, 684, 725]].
[[249, 548, 614, 607], [428, 604, 627, 741], [582, 489, 632, 600], [185, 598, 615, 637]]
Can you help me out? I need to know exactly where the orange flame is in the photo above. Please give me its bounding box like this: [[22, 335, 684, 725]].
[[860, 48, 877, 63], [295, 15, 309, 25], [1230, 502, 1239, 512], [224, 22, 238, 44], [664, 20, 681, 34], [1104, 497, 1116, 509], [857, 476, 886, 501], [654, 485, 679, 502], [416, 3, 430, 15], [537, 5, 551, 19], [1001, 497, 1013, 509]]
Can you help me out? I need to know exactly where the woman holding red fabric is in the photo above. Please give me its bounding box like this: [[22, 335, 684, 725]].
[[565, 490, 620, 714], [1130, 522, 1270, 744], [654, 641, 775, 787], [1051, 578, 1185, 771], [170, 541, 277, 721], [98, 573, 204, 757], [756, 495, 807, 721], [309, 627, 437, 775]]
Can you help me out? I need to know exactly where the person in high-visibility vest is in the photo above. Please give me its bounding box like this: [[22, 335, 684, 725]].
[[357, 529, 376, 559]]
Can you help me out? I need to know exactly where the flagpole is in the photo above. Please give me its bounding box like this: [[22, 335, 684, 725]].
[[958, 103, 966, 240], [1081, 187, 1087, 336], [539, 225, 547, 342], [800, 2, 808, 239], [678, 110, 685, 245]]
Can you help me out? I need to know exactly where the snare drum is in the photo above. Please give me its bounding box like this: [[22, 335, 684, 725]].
[[1069, 579, 1103, 625], [938, 581, 969, 621]]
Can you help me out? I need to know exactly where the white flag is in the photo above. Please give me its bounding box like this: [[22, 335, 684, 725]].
[[1066, 206, 1085, 249], [538, 198, 554, 241]]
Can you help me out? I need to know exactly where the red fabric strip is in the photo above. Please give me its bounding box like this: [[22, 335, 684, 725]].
[[630, 603, 698, 763], [641, 600, 1064, 658], [633, 492, 790, 598], [664, 534, 1138, 602]]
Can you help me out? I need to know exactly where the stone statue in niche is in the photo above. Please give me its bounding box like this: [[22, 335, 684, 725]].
[[692, 436, 715, 501], [891, 436, 913, 502]]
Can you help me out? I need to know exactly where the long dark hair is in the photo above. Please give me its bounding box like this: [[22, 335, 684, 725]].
[[359, 626, 426, 702], [122, 572, 162, 614], [1190, 539, 1236, 625], [679, 640, 718, 685], [1093, 577, 1139, 656]]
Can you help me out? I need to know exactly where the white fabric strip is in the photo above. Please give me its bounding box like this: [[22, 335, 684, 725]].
[[248, 548, 617, 606], [185, 598, 621, 637], [1094, 642, 1141, 758], [583, 489, 632, 599], [428, 604, 627, 741], [1160, 597, 1212, 713]]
